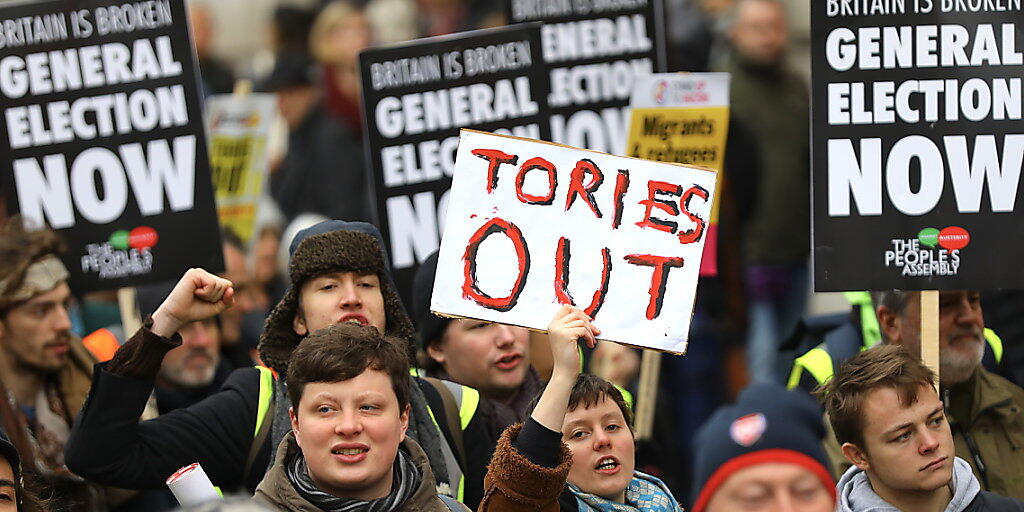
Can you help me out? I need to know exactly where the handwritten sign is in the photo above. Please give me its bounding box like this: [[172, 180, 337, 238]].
[[431, 130, 717, 353]]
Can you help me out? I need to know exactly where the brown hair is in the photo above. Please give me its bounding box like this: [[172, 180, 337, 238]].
[[286, 322, 410, 412], [571, 374, 634, 428], [0, 217, 65, 312], [530, 373, 634, 429], [815, 344, 936, 448]]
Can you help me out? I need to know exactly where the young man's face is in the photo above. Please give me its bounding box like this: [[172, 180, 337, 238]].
[[290, 369, 410, 500], [0, 455, 15, 511], [0, 283, 73, 373], [427, 320, 531, 401], [879, 290, 985, 385], [294, 272, 386, 336], [562, 396, 635, 502], [159, 318, 221, 389], [705, 462, 833, 512], [842, 385, 954, 496]]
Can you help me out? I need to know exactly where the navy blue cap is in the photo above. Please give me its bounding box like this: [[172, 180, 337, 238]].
[[691, 383, 836, 512]]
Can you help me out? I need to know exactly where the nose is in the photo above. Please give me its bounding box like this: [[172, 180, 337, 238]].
[[919, 426, 940, 455], [954, 295, 983, 328], [773, 489, 797, 512], [338, 281, 363, 309], [187, 322, 214, 348], [592, 428, 612, 451], [335, 409, 363, 436], [495, 324, 517, 348], [53, 303, 72, 332]]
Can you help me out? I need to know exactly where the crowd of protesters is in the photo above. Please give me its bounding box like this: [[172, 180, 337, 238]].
[[0, 0, 1023, 511]]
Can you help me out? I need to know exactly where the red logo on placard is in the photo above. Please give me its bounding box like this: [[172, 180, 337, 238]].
[[938, 226, 969, 250], [730, 413, 767, 447], [129, 226, 159, 249], [653, 81, 668, 104]]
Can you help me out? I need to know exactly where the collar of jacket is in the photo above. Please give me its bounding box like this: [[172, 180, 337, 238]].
[[960, 367, 1021, 425], [257, 431, 443, 511]]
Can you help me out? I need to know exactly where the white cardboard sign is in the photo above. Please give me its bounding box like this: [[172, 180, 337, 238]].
[[431, 130, 718, 354]]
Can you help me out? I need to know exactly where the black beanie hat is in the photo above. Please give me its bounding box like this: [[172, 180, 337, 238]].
[[412, 250, 449, 350], [691, 383, 836, 512], [258, 220, 415, 374]]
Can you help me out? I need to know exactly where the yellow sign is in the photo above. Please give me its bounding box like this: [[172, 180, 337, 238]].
[[205, 94, 276, 243], [627, 73, 730, 275]]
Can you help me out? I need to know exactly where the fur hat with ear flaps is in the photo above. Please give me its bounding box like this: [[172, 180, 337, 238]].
[[258, 220, 415, 375]]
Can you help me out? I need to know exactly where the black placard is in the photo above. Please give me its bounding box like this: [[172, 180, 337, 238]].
[[359, 24, 550, 304], [506, 0, 667, 154], [812, 2, 1024, 291], [0, 0, 223, 293]]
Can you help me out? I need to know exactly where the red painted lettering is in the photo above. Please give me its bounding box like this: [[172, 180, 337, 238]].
[[554, 237, 612, 319], [624, 254, 685, 320], [611, 170, 630, 229], [471, 148, 518, 193], [636, 181, 682, 234], [462, 218, 531, 311], [678, 185, 709, 244], [565, 159, 604, 218], [515, 157, 558, 205]]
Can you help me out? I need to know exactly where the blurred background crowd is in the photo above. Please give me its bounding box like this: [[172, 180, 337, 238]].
[[2, 0, 1024, 511]]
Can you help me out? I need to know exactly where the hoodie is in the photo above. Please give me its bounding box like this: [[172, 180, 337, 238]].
[[838, 457, 980, 512]]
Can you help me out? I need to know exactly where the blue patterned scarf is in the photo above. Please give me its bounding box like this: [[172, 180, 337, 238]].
[[567, 471, 683, 512]]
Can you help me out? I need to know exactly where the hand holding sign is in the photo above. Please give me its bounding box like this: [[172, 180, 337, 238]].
[[152, 268, 234, 337], [548, 304, 600, 374], [432, 130, 717, 354]]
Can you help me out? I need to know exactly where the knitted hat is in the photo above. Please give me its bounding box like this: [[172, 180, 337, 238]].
[[411, 250, 449, 349], [0, 426, 19, 481], [258, 220, 414, 374], [691, 383, 836, 512]]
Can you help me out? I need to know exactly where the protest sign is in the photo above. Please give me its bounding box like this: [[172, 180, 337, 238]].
[[431, 130, 717, 354], [812, 2, 1024, 291], [359, 25, 550, 303], [0, 0, 223, 293], [205, 92, 276, 243], [628, 73, 729, 276], [507, 0, 667, 155]]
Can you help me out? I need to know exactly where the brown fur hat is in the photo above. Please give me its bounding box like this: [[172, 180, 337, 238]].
[[258, 221, 414, 375]]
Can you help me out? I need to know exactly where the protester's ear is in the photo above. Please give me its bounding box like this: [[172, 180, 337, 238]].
[[425, 342, 445, 365], [877, 306, 899, 344], [293, 312, 308, 336], [289, 407, 301, 446], [841, 442, 869, 471], [400, 404, 410, 437]]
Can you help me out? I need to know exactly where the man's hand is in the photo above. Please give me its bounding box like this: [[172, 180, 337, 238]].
[[151, 268, 234, 337]]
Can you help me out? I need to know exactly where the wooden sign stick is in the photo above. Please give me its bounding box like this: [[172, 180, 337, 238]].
[[921, 290, 940, 391], [118, 287, 141, 338], [634, 349, 661, 440]]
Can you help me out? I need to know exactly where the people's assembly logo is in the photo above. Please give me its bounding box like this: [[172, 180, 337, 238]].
[[884, 227, 969, 277], [81, 226, 158, 279]]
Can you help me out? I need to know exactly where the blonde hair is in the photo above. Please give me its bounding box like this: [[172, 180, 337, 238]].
[[310, 1, 360, 65]]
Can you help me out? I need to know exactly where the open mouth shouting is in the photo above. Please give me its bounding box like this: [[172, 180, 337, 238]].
[[494, 352, 523, 371], [595, 456, 621, 475], [339, 314, 369, 326], [331, 443, 369, 463]]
